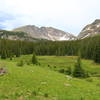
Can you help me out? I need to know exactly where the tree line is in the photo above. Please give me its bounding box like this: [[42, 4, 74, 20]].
[[0, 35, 100, 63]]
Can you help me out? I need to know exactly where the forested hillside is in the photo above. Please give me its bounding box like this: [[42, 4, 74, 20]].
[[0, 35, 100, 63], [0, 30, 44, 41]]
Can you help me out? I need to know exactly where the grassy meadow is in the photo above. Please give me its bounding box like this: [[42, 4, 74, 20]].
[[0, 55, 100, 100]]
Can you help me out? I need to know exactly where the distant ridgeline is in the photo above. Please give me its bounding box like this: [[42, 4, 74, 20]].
[[0, 30, 45, 41], [0, 34, 100, 63], [0, 30, 26, 38]]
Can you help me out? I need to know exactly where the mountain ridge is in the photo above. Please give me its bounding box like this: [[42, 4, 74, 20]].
[[13, 25, 76, 41], [78, 19, 100, 39], [0, 19, 100, 41]]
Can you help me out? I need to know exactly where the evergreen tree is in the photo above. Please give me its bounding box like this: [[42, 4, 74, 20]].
[[15, 48, 21, 57], [32, 52, 38, 64], [93, 44, 100, 63], [73, 56, 86, 78], [0, 33, 100, 59], [1, 50, 7, 59]]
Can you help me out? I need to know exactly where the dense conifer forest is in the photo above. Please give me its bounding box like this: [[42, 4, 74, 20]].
[[0, 35, 100, 63]]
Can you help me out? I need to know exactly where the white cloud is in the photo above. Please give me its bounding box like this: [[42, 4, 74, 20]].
[[0, 0, 100, 35]]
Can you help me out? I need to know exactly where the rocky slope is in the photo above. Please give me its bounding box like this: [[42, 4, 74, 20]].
[[2, 19, 100, 41], [13, 25, 76, 41], [0, 30, 41, 41], [78, 19, 100, 39]]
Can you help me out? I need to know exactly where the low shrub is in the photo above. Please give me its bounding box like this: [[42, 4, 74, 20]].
[[17, 60, 24, 66], [86, 78, 93, 82], [65, 67, 72, 75], [59, 69, 65, 73], [44, 93, 49, 97], [32, 91, 37, 96]]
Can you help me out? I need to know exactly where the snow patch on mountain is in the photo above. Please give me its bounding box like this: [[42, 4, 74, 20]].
[[13, 25, 76, 41]]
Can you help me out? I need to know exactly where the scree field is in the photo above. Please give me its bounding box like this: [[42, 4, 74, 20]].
[[0, 55, 100, 100]]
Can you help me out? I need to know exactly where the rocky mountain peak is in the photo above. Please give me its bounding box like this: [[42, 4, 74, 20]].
[[92, 19, 100, 25], [13, 25, 76, 41], [78, 19, 100, 39]]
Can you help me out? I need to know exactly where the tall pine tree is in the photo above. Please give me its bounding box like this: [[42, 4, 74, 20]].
[[73, 56, 86, 78], [1, 49, 7, 59], [93, 44, 100, 63]]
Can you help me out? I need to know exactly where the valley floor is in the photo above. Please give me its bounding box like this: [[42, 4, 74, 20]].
[[0, 56, 100, 100]]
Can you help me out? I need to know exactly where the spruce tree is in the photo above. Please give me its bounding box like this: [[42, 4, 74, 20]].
[[93, 44, 100, 63], [73, 56, 86, 78], [15, 48, 21, 57], [1, 50, 7, 59], [32, 52, 38, 64]]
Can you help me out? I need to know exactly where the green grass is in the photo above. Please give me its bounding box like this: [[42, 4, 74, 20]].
[[0, 55, 100, 100]]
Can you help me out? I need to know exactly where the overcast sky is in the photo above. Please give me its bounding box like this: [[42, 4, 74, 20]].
[[0, 0, 100, 35]]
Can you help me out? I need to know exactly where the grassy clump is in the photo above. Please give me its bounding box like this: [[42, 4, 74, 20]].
[[17, 60, 24, 66], [44, 93, 49, 97]]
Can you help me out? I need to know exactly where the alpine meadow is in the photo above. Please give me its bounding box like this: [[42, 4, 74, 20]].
[[0, 33, 100, 100], [0, 0, 100, 100]]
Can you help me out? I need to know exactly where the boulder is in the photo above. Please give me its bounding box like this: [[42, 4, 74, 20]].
[[0, 68, 7, 75]]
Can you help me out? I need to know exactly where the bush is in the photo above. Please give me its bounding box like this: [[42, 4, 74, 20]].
[[44, 93, 49, 97], [59, 69, 65, 73], [10, 56, 13, 60], [54, 66, 56, 68], [26, 60, 31, 65], [32, 91, 37, 96], [32, 52, 38, 64], [17, 60, 24, 66], [86, 78, 93, 82], [65, 67, 72, 75]]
